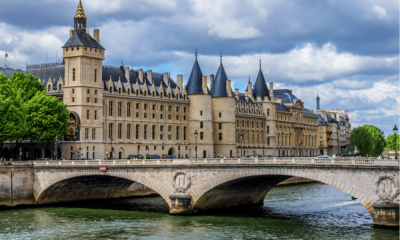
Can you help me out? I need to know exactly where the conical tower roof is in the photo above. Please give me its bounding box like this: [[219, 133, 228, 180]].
[[252, 66, 270, 100], [75, 0, 87, 19], [210, 63, 229, 97], [185, 56, 204, 95]]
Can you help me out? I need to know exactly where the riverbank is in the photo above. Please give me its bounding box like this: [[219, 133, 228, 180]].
[[277, 177, 317, 186]]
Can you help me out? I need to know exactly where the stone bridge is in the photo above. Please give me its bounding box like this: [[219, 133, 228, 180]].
[[1, 157, 399, 228]]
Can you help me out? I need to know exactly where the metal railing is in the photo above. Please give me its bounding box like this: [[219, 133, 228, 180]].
[[31, 157, 400, 166]]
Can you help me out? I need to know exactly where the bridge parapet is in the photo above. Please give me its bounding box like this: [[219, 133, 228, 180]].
[[32, 157, 400, 166]]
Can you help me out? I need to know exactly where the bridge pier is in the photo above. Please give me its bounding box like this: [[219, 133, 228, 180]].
[[169, 193, 192, 214], [372, 202, 399, 228]]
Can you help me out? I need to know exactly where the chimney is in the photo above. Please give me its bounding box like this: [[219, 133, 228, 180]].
[[247, 81, 252, 99], [163, 72, 169, 86], [177, 75, 183, 88], [235, 88, 239, 101], [202, 76, 208, 94], [245, 90, 249, 102], [125, 67, 130, 83], [269, 82, 274, 98], [70, 30, 73, 37], [210, 74, 214, 88], [226, 80, 232, 97], [94, 29, 100, 43], [147, 70, 153, 85], [138, 69, 143, 83]]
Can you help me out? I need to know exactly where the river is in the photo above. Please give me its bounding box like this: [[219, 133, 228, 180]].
[[0, 182, 398, 239]]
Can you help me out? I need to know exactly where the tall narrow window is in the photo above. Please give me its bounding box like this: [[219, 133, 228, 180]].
[[200, 122, 203, 128], [92, 128, 95, 139], [109, 123, 113, 139], [72, 68, 75, 81], [87, 110, 90, 119], [200, 111, 203, 116], [176, 127, 179, 140], [184, 127, 186, 141], [219, 113, 221, 117], [267, 109, 269, 116], [127, 103, 131, 117], [160, 125, 163, 140], [118, 102, 122, 117], [59, 84, 62, 91], [219, 133, 222, 141], [94, 111, 97, 120], [200, 132, 203, 140], [109, 102, 113, 116], [267, 126, 270, 134], [144, 125, 147, 140], [136, 124, 139, 139], [152, 125, 155, 140], [118, 123, 122, 139], [219, 123, 222, 130], [127, 124, 131, 139], [85, 128, 89, 139], [94, 69, 97, 82]]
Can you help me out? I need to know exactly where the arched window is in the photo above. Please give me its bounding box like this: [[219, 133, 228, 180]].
[[144, 91, 147, 96], [109, 102, 113, 116]]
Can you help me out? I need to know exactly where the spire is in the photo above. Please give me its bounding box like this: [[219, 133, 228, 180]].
[[74, 0, 87, 30], [220, 49, 222, 66], [210, 63, 229, 97], [259, 50, 261, 69], [252, 64, 270, 101], [185, 56, 204, 95], [195, 48, 198, 62]]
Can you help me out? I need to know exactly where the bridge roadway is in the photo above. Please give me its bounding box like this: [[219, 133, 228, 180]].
[[1, 157, 399, 228]]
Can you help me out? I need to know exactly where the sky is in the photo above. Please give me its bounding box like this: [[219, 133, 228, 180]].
[[0, 0, 398, 135]]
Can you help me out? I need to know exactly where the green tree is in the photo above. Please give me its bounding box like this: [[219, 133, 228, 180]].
[[9, 72, 45, 102], [25, 91, 69, 147], [385, 133, 399, 151], [350, 125, 385, 157], [0, 74, 27, 142]]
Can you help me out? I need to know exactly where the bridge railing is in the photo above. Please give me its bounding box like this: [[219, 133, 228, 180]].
[[31, 157, 400, 166]]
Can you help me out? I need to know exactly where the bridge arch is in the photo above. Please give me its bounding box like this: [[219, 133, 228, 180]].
[[34, 169, 171, 207], [191, 169, 375, 218]]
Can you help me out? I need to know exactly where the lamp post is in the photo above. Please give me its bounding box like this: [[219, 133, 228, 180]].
[[110, 138, 113, 160], [240, 132, 243, 157], [190, 148, 191, 158], [214, 149, 216, 158], [55, 135, 58, 160], [194, 130, 198, 158], [394, 125, 398, 160]]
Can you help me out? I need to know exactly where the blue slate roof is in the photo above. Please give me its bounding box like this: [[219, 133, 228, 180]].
[[275, 104, 289, 112], [210, 64, 229, 97], [302, 109, 318, 117], [318, 114, 328, 126], [252, 68, 270, 100], [25, 66, 65, 90], [0, 67, 23, 77], [63, 30, 105, 50], [273, 89, 298, 103], [185, 59, 204, 95]]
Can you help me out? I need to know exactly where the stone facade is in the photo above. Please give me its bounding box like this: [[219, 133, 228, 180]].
[[23, 1, 320, 160]]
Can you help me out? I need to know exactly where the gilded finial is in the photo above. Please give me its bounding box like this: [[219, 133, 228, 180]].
[[75, 0, 87, 19], [74, 0, 87, 30]]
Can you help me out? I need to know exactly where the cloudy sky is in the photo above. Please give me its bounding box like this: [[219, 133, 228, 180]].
[[0, 0, 398, 134]]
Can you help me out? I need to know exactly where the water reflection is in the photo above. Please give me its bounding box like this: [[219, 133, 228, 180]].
[[0, 183, 398, 239]]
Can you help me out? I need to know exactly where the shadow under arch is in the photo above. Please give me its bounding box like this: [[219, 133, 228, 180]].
[[36, 174, 169, 206], [192, 174, 375, 218]]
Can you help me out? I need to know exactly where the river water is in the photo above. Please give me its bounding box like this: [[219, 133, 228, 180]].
[[0, 183, 398, 239]]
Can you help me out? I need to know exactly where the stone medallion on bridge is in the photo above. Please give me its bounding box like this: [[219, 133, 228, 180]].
[[375, 175, 400, 201], [172, 170, 191, 193]]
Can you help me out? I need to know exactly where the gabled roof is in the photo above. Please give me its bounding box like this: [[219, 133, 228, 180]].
[[63, 30, 105, 50], [185, 59, 204, 95], [276, 104, 289, 112], [252, 68, 270, 100], [210, 64, 229, 97], [25, 65, 64, 90]]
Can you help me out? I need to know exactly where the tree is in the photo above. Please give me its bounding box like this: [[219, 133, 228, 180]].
[[385, 134, 399, 151], [9, 72, 45, 102], [25, 91, 69, 147], [0, 74, 27, 142], [350, 125, 385, 157]]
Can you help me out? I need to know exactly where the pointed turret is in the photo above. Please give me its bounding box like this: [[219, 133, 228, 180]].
[[74, 0, 87, 30], [252, 59, 270, 101], [210, 51, 230, 97], [185, 50, 205, 95]]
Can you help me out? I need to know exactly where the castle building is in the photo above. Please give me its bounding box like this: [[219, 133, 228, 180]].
[[25, 1, 320, 159]]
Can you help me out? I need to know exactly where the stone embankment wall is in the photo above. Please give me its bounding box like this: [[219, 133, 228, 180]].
[[277, 177, 316, 186], [0, 166, 35, 207]]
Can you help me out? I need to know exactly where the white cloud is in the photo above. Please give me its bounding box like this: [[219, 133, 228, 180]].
[[370, 5, 391, 20]]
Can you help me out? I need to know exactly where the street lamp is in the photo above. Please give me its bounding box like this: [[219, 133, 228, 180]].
[[55, 135, 58, 160], [190, 148, 191, 158], [240, 132, 243, 157], [394, 125, 398, 160], [194, 130, 198, 158], [110, 137, 113, 160], [214, 149, 216, 158]]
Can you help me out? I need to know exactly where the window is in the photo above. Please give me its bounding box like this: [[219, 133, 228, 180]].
[[109, 87, 112, 93], [144, 104, 147, 110], [200, 132, 203, 140], [85, 128, 89, 139], [168, 115, 171, 120], [176, 127, 179, 140], [219, 113, 221, 117], [59, 84, 62, 91], [87, 89, 90, 94], [92, 128, 96, 139], [200, 122, 203, 128], [268, 138, 270, 146], [176, 115, 179, 120], [87, 97, 89, 103], [118, 124, 122, 139], [168, 106, 172, 111], [94, 111, 97, 120], [176, 107, 179, 112], [219, 123, 222, 130], [320, 134, 322, 139], [152, 125, 155, 140], [200, 111, 203, 116], [152, 113, 155, 119], [73, 68, 75, 81], [136, 103, 140, 109], [127, 124, 131, 139], [136, 125, 139, 139], [267, 126, 269, 134], [87, 110, 90, 119], [72, 97, 74, 102], [144, 113, 147, 118], [219, 133, 222, 141], [319, 127, 322, 131], [184, 108, 186, 112], [95, 98, 97, 103], [184, 116, 186, 121], [128, 89, 130, 95], [267, 109, 269, 116], [127, 103, 131, 117], [109, 102, 113, 116], [184, 127, 187, 141], [160, 106, 164, 111], [118, 102, 122, 117], [144, 125, 147, 140], [152, 104, 156, 110], [160, 114, 163, 119], [136, 112, 139, 118], [94, 69, 97, 82], [108, 123, 113, 139]]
